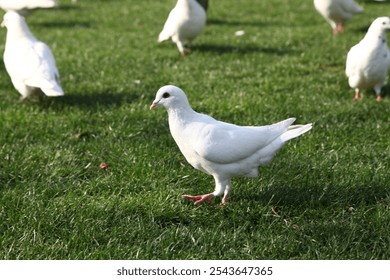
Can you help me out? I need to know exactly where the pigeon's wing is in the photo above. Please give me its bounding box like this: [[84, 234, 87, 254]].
[[4, 39, 42, 83], [379, 45, 390, 69], [190, 117, 295, 164], [386, 49, 390, 68], [345, 44, 360, 78], [22, 42, 58, 86], [158, 7, 179, 42], [340, 0, 363, 15], [23, 41, 63, 96]]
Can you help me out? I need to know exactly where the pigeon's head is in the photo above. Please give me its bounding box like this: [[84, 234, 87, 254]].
[[1, 11, 25, 29], [150, 85, 190, 110], [369, 17, 390, 33]]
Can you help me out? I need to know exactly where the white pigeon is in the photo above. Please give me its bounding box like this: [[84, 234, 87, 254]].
[[158, 0, 206, 56], [313, 0, 363, 34], [2, 11, 64, 99], [0, 0, 58, 14], [150, 85, 313, 205], [346, 17, 390, 101]]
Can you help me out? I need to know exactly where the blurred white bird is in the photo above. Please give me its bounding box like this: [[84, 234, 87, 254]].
[[158, 0, 206, 55], [346, 17, 390, 101], [2, 11, 64, 99], [0, 0, 58, 14], [313, 0, 363, 34], [150, 85, 312, 205]]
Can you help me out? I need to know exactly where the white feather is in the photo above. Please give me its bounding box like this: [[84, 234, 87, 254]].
[[2, 11, 64, 99]]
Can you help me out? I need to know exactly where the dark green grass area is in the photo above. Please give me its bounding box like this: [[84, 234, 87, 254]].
[[0, 0, 389, 259]]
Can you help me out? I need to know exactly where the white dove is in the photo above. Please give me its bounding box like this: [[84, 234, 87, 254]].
[[2, 11, 64, 99], [313, 0, 363, 34], [158, 0, 206, 56], [150, 85, 312, 205], [346, 17, 390, 101], [0, 0, 58, 14]]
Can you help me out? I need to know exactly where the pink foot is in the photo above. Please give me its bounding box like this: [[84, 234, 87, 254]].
[[333, 22, 345, 34], [354, 90, 361, 100], [376, 95, 382, 102], [182, 193, 214, 205], [220, 195, 229, 206]]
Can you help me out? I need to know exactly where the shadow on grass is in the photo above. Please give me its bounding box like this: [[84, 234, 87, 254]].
[[37, 91, 140, 110], [56, 4, 79, 11], [34, 20, 92, 29], [193, 43, 292, 55], [242, 182, 388, 209], [353, 25, 370, 34], [207, 18, 268, 27], [380, 85, 390, 99]]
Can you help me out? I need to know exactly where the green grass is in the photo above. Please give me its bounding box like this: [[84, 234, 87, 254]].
[[0, 0, 389, 259]]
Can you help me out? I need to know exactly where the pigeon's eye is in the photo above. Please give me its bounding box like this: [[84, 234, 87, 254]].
[[162, 92, 170, 98], [383, 22, 387, 25]]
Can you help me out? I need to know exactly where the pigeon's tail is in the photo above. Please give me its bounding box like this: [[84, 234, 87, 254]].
[[255, 120, 312, 166], [353, 3, 364, 14], [41, 83, 64, 97], [281, 123, 313, 143], [158, 30, 171, 43]]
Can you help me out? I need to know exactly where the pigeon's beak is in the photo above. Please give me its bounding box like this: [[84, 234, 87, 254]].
[[150, 102, 158, 110]]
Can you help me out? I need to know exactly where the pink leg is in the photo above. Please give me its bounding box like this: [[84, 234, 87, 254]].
[[338, 22, 345, 33], [220, 194, 229, 206], [182, 193, 214, 205], [333, 22, 345, 34], [376, 95, 382, 102], [354, 89, 361, 100]]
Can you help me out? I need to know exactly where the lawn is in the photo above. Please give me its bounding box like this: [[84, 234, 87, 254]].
[[0, 0, 389, 259]]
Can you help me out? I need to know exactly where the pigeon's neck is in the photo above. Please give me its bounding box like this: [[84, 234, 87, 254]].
[[6, 22, 36, 43], [168, 105, 195, 117], [365, 28, 388, 44], [177, 0, 195, 10], [167, 105, 196, 128]]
